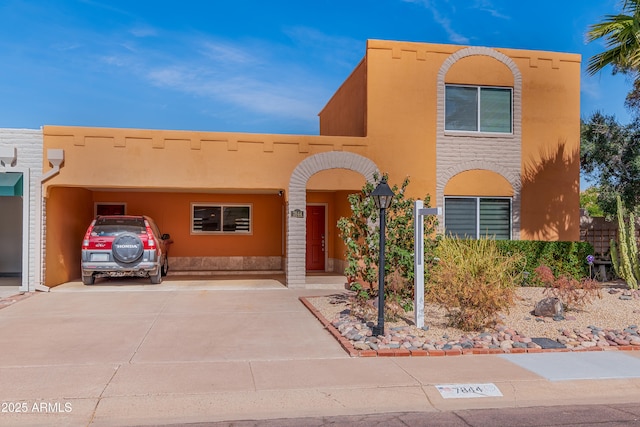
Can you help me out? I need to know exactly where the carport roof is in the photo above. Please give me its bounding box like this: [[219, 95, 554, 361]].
[[0, 172, 22, 196]]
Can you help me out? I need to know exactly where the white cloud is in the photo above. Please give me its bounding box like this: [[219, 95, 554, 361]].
[[473, 0, 510, 20], [130, 26, 158, 38], [146, 64, 320, 121], [401, 0, 470, 44], [199, 41, 258, 66], [283, 26, 363, 69]]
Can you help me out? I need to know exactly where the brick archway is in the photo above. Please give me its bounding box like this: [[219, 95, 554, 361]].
[[436, 46, 522, 239], [286, 152, 378, 288]]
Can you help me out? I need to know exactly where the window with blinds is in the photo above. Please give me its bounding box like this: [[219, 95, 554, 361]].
[[445, 85, 512, 133], [444, 197, 511, 239], [191, 204, 252, 234]]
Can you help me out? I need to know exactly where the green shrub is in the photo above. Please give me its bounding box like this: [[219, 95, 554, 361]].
[[426, 238, 525, 331], [337, 173, 438, 315], [495, 240, 594, 285]]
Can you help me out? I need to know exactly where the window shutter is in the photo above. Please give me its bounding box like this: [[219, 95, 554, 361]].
[[479, 198, 510, 239], [445, 198, 477, 238]]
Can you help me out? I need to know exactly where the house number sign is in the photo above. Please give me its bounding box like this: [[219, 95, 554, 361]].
[[290, 209, 304, 218]]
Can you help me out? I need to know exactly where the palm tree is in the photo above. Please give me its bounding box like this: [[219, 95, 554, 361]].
[[587, 0, 640, 75]]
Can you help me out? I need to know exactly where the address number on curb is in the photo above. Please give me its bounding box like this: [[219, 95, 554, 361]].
[[436, 383, 503, 399]]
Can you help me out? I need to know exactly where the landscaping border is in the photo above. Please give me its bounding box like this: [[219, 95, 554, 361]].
[[299, 296, 640, 357]]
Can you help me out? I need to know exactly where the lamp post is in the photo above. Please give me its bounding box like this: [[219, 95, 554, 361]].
[[371, 177, 395, 337]]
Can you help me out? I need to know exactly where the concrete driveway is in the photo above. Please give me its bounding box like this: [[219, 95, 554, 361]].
[[1, 278, 640, 426]]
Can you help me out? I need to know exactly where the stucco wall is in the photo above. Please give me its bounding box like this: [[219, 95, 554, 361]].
[[44, 186, 93, 286], [361, 40, 580, 240], [319, 59, 367, 137], [92, 191, 284, 257]]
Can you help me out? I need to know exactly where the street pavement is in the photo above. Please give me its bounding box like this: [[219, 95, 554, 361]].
[[0, 276, 639, 427]]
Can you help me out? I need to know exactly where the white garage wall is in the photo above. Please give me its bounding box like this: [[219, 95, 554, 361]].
[[0, 128, 43, 289]]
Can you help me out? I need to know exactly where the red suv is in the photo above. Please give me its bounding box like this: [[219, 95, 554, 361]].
[[81, 215, 171, 285]]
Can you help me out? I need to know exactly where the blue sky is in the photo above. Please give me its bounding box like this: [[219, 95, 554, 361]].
[[0, 0, 634, 135]]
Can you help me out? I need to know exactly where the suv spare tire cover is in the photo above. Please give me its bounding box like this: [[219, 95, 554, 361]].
[[112, 233, 144, 263]]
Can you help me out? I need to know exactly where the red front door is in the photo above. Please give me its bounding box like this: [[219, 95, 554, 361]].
[[306, 205, 325, 271]]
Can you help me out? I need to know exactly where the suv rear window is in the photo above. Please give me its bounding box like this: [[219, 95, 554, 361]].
[[92, 217, 146, 236]]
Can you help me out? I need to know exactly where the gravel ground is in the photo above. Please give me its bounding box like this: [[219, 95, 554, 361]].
[[308, 283, 640, 345]]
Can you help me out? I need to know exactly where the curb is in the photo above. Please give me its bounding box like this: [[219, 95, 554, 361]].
[[299, 296, 640, 357]]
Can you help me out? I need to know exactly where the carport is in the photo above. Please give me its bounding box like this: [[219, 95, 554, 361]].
[[44, 186, 287, 286], [41, 126, 369, 288]]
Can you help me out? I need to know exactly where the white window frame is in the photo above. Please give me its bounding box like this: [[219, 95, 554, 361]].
[[444, 84, 513, 134], [443, 196, 512, 240], [191, 203, 253, 235]]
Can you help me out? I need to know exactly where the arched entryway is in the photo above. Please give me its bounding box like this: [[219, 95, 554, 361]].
[[286, 152, 379, 288]]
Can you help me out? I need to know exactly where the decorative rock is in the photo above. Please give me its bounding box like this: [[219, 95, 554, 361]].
[[329, 306, 640, 355], [354, 342, 371, 351], [500, 340, 513, 350], [534, 297, 564, 317]]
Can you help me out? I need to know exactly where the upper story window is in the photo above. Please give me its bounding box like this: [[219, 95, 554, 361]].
[[445, 85, 512, 133]]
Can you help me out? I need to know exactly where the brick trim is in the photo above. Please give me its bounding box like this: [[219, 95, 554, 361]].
[[436, 47, 522, 239], [286, 152, 378, 287]]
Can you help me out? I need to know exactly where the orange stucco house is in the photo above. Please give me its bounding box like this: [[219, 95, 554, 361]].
[[41, 39, 581, 288]]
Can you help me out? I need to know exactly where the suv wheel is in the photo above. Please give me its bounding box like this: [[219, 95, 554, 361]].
[[161, 258, 169, 277], [112, 233, 144, 264]]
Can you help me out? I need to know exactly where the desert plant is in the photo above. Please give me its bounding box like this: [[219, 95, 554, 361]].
[[610, 195, 640, 289], [347, 282, 375, 319], [534, 265, 602, 310], [337, 173, 438, 314], [426, 238, 525, 331]]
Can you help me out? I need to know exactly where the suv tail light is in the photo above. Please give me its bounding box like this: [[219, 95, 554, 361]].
[[144, 220, 156, 249], [82, 220, 96, 249]]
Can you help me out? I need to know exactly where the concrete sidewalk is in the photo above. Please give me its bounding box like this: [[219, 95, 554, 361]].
[[0, 279, 640, 426]]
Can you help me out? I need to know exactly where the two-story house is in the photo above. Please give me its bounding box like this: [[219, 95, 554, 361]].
[[36, 39, 580, 289]]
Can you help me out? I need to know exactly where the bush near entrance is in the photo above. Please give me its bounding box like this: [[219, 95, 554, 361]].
[[337, 173, 438, 319]]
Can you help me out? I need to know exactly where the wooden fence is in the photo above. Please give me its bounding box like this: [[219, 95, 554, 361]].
[[580, 211, 640, 260]]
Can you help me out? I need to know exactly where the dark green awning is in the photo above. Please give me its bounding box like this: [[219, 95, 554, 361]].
[[0, 172, 23, 196]]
